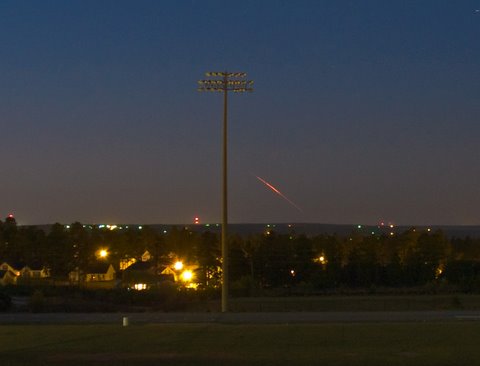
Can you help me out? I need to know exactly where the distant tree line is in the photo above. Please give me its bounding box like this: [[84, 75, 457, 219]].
[[229, 229, 480, 293], [2, 216, 480, 292]]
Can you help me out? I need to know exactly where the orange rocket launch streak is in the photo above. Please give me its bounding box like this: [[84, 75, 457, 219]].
[[255, 175, 303, 213]]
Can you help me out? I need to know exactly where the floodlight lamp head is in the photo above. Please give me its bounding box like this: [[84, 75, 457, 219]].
[[228, 72, 246, 78], [199, 71, 253, 93], [206, 71, 225, 77]]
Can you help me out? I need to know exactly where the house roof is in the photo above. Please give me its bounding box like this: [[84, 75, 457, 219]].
[[25, 262, 45, 271], [1, 261, 25, 271], [0, 270, 13, 279], [85, 263, 114, 274], [124, 261, 155, 271], [1, 261, 46, 272]]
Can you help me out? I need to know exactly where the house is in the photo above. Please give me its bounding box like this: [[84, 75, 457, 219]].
[[119, 250, 152, 271], [1, 262, 49, 277], [160, 266, 177, 280], [119, 257, 136, 271], [84, 263, 116, 282], [20, 263, 50, 279], [68, 267, 82, 283], [141, 250, 152, 262], [122, 261, 175, 289], [0, 270, 17, 286], [0, 262, 22, 276]]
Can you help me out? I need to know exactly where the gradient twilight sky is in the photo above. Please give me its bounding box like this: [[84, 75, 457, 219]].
[[1, 0, 479, 225]]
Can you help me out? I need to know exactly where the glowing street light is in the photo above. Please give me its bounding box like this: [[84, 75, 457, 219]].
[[181, 270, 193, 282], [198, 71, 253, 312], [314, 255, 327, 265], [97, 249, 109, 259], [174, 261, 184, 271]]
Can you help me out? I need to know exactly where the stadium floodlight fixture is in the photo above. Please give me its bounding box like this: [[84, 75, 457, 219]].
[[198, 73, 253, 93], [198, 71, 253, 313]]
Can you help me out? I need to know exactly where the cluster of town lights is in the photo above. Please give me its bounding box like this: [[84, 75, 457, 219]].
[[127, 259, 196, 291], [173, 261, 195, 285]]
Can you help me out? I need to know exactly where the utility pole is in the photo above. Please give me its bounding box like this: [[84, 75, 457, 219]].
[[198, 71, 253, 312]]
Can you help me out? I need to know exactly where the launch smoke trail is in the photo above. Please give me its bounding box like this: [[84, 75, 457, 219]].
[[255, 175, 303, 213]]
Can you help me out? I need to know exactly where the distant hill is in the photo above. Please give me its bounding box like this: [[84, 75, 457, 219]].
[[29, 223, 480, 238], [167, 223, 480, 238]]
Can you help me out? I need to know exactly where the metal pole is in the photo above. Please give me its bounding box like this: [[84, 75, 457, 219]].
[[221, 75, 229, 312], [197, 71, 253, 313]]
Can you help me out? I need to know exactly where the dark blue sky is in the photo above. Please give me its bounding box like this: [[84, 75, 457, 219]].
[[1, 0, 479, 225]]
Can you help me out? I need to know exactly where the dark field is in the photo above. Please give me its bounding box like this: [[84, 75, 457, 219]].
[[1, 322, 480, 366], [226, 294, 480, 312], [3, 294, 480, 365]]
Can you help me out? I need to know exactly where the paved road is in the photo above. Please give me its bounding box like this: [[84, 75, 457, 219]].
[[1, 311, 480, 325]]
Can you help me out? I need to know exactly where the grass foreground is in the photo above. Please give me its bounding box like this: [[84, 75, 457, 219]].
[[1, 322, 480, 366]]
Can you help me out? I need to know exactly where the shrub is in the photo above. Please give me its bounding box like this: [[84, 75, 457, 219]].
[[451, 296, 463, 309], [29, 290, 45, 313], [0, 292, 12, 311], [231, 276, 258, 297]]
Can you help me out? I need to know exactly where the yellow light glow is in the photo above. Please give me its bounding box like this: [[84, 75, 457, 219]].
[[174, 261, 184, 271], [98, 249, 108, 258], [314, 255, 327, 265], [120, 258, 136, 270], [181, 270, 193, 282], [133, 283, 147, 291]]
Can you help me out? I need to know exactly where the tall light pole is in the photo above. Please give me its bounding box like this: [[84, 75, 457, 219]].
[[198, 71, 253, 312]]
